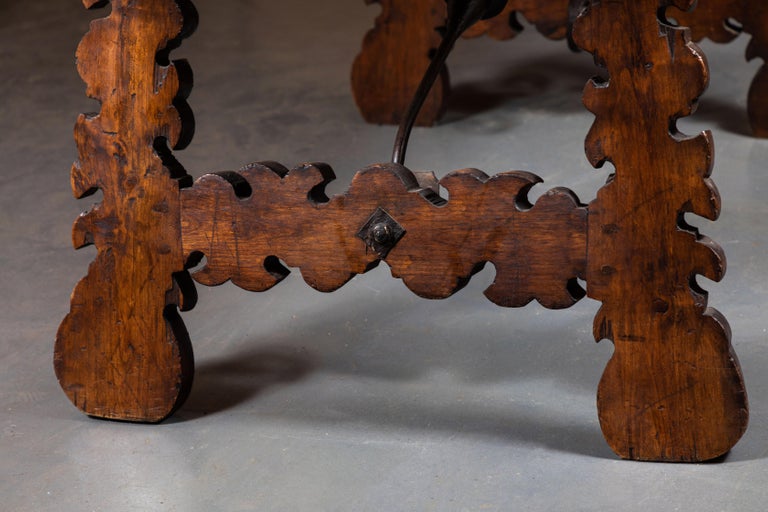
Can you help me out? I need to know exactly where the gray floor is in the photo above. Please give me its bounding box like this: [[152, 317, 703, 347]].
[[2, 1, 768, 510]]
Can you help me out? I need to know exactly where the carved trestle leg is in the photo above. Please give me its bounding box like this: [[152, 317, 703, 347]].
[[351, 0, 572, 126], [354, 0, 768, 137], [672, 0, 768, 137], [180, 164, 587, 309], [54, 0, 197, 422], [351, 0, 449, 126], [57, 0, 748, 462], [573, 0, 748, 461]]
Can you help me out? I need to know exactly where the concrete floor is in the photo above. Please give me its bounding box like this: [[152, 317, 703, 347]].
[[2, 1, 768, 510]]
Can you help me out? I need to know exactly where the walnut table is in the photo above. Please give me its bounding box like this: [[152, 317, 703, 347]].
[[352, 0, 768, 135], [55, 0, 748, 462]]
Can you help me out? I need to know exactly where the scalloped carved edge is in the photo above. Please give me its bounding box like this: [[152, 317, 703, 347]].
[[669, 0, 768, 137], [58, 0, 750, 462], [464, 0, 575, 41], [574, 0, 748, 461], [181, 162, 587, 310], [351, 0, 449, 126], [55, 0, 197, 422]]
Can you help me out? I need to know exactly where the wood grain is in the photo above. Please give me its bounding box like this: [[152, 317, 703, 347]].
[[574, 0, 748, 461], [463, 0, 572, 40], [352, 0, 573, 126], [354, 0, 767, 137], [671, 0, 768, 137], [57, 0, 749, 462], [181, 163, 587, 309], [54, 0, 197, 422], [351, 0, 449, 126]]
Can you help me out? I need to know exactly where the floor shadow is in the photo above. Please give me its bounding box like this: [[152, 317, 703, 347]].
[[441, 47, 755, 139], [440, 52, 603, 124], [272, 389, 619, 460], [167, 270, 766, 462], [175, 344, 315, 420], [168, 273, 617, 458], [174, 336, 616, 459], [691, 96, 752, 137]]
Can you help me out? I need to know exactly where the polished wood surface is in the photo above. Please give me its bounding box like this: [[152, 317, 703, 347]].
[[576, 0, 748, 461], [352, 0, 768, 135], [56, 0, 748, 461], [671, 0, 768, 137], [351, 0, 449, 126], [181, 163, 587, 308], [54, 0, 197, 422]]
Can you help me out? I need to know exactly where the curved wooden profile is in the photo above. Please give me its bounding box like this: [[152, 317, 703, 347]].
[[353, 0, 767, 137], [54, 0, 197, 422], [463, 0, 572, 40], [351, 0, 449, 126], [574, 0, 748, 461], [351, 0, 573, 126], [181, 163, 587, 309], [58, 0, 750, 462], [671, 0, 768, 137]]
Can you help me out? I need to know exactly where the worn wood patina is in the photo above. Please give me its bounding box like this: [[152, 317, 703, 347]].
[[56, 0, 748, 462], [352, 0, 768, 135]]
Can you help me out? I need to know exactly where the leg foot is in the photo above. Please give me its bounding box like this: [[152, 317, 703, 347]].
[[352, 0, 449, 126]]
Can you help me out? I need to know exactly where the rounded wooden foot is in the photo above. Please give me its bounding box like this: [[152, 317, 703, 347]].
[[352, 0, 449, 126]]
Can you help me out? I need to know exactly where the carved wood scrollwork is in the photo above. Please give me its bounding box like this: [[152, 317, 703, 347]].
[[181, 163, 587, 309], [463, 0, 576, 41], [351, 0, 449, 126], [54, 0, 197, 422], [671, 0, 768, 137], [574, 0, 748, 461], [352, 0, 575, 126], [57, 0, 749, 462]]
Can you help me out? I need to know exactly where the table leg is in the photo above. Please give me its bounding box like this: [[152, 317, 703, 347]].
[[352, 0, 572, 126], [672, 0, 768, 137], [54, 0, 197, 422], [352, 0, 449, 126], [575, 0, 748, 461]]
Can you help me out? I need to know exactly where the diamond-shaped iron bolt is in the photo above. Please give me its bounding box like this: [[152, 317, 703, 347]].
[[356, 207, 406, 259]]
